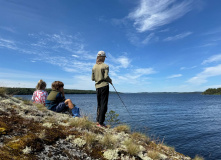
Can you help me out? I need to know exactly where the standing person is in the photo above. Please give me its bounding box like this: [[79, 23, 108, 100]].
[[32, 79, 48, 105], [45, 81, 75, 114], [92, 51, 112, 127]]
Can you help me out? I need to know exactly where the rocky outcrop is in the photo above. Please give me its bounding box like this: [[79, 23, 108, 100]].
[[0, 95, 192, 160]]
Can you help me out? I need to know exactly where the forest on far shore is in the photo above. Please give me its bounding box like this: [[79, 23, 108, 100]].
[[1, 87, 97, 95], [202, 88, 221, 95]]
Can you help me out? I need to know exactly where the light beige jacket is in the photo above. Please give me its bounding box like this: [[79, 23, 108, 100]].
[[92, 63, 112, 89]]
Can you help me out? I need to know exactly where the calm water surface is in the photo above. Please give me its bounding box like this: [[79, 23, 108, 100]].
[[17, 93, 221, 160]]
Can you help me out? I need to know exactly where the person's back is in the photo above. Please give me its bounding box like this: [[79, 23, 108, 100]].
[[32, 80, 48, 105], [45, 89, 64, 110], [92, 63, 111, 89]]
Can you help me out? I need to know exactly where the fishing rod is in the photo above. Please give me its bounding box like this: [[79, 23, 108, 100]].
[[111, 83, 133, 119]]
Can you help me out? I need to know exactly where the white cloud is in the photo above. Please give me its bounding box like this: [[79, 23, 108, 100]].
[[163, 32, 192, 41], [202, 54, 221, 65], [180, 66, 196, 70], [167, 74, 182, 79], [0, 26, 16, 33], [71, 74, 95, 90], [108, 54, 131, 69], [128, 0, 193, 32], [0, 79, 36, 88], [110, 67, 156, 86], [72, 54, 79, 58], [134, 68, 156, 75], [0, 38, 17, 50], [0, 68, 62, 80], [187, 64, 221, 85], [142, 33, 157, 44], [116, 56, 131, 68]]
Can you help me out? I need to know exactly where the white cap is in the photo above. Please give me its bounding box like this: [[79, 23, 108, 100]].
[[97, 51, 106, 57]]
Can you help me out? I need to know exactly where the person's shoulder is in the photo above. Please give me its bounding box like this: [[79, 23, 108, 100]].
[[93, 64, 98, 67], [102, 63, 109, 68], [43, 90, 48, 94]]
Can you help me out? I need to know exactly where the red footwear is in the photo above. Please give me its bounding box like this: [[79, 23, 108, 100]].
[[96, 124, 107, 128]]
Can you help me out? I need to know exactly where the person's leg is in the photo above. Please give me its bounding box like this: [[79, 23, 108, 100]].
[[65, 99, 74, 109], [96, 88, 101, 123], [98, 85, 109, 125], [56, 102, 68, 112]]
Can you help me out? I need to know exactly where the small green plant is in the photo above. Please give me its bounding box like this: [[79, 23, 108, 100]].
[[124, 139, 140, 156], [193, 155, 204, 160], [0, 87, 6, 96], [105, 110, 120, 126]]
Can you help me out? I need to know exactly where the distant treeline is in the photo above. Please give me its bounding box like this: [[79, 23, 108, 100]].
[[3, 87, 97, 95], [202, 88, 221, 95]]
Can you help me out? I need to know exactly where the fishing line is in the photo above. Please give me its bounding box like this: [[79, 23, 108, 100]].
[[111, 84, 133, 119]]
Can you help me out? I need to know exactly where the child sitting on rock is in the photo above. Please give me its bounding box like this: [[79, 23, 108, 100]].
[[32, 79, 48, 105], [45, 81, 78, 116]]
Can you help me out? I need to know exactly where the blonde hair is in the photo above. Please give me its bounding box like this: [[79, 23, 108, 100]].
[[96, 56, 105, 64], [51, 81, 64, 90], [36, 79, 46, 90]]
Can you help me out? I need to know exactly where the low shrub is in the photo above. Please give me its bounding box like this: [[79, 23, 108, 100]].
[[0, 87, 6, 96]]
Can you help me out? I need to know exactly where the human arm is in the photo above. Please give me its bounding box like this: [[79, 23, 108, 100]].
[[32, 91, 36, 101], [104, 65, 112, 84], [92, 68, 95, 81]]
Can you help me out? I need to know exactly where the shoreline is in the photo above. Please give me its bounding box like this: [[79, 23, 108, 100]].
[[0, 94, 203, 160]]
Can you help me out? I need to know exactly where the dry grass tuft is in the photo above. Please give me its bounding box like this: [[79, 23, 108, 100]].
[[100, 133, 117, 149], [160, 144, 175, 152], [131, 132, 150, 143], [22, 99, 33, 105], [69, 116, 93, 130], [114, 124, 130, 133], [124, 139, 140, 156], [84, 132, 97, 147], [193, 155, 204, 160], [35, 103, 47, 111], [45, 117, 57, 124], [147, 150, 160, 160]]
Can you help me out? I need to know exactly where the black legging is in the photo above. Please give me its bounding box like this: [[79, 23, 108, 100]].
[[96, 85, 109, 125]]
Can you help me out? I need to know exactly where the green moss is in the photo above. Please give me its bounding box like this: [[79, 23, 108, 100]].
[[42, 126, 66, 144]]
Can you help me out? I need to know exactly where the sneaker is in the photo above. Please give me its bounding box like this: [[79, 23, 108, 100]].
[[97, 124, 107, 128]]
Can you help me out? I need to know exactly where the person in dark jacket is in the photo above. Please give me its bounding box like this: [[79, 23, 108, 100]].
[[45, 81, 74, 113], [92, 51, 112, 127]]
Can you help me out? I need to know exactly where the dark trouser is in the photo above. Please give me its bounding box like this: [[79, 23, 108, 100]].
[[96, 85, 109, 125]]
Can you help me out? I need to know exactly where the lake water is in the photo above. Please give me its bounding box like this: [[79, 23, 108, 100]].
[[16, 93, 221, 160]]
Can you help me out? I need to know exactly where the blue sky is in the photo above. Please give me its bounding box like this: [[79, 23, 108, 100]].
[[0, 0, 221, 93]]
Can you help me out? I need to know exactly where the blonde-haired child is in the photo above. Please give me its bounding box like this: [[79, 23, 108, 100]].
[[32, 79, 48, 105]]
